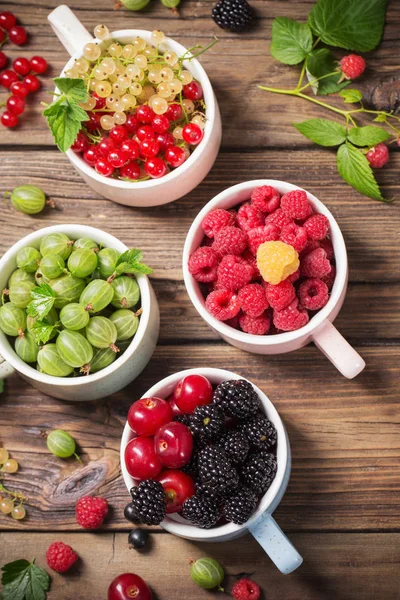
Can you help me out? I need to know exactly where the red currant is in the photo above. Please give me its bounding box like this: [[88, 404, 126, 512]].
[[109, 125, 128, 145], [0, 70, 19, 90], [182, 123, 203, 145], [183, 81, 203, 101], [0, 12, 17, 31], [98, 137, 116, 157], [154, 422, 193, 469], [119, 161, 141, 180], [85, 111, 102, 131], [137, 125, 155, 141], [151, 114, 170, 134], [92, 92, 106, 109], [83, 145, 99, 166], [71, 131, 90, 153], [124, 437, 162, 480], [95, 158, 114, 177], [140, 139, 160, 159], [120, 139, 139, 160], [165, 103, 183, 121], [9, 26, 28, 46], [165, 145, 186, 168], [23, 74, 40, 92], [108, 573, 152, 600], [128, 397, 172, 437], [0, 30, 5, 44], [156, 470, 195, 513], [156, 132, 174, 152], [144, 157, 167, 179], [136, 105, 155, 124], [125, 114, 138, 134], [173, 375, 213, 413], [30, 55, 48, 74], [13, 57, 30, 76], [10, 81, 29, 98], [0, 51, 6, 70], [6, 95, 25, 116], [108, 149, 128, 168], [1, 111, 18, 128]]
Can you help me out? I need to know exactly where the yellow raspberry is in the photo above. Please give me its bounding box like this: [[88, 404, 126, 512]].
[[256, 241, 299, 285]]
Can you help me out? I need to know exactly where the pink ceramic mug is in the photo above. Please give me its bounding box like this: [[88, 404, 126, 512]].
[[183, 180, 365, 379]]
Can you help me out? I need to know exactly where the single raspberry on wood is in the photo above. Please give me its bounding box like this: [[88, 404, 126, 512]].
[[205, 289, 241, 321], [298, 278, 329, 310], [46, 541, 78, 573], [214, 226, 248, 256], [232, 578, 261, 600], [366, 143, 389, 168], [339, 54, 366, 80], [217, 255, 254, 291], [201, 208, 236, 238], [303, 214, 329, 240], [237, 203, 264, 232], [75, 495, 108, 529], [239, 312, 270, 335], [238, 283, 269, 317], [188, 246, 219, 282], [301, 247, 332, 278], [281, 190, 310, 220], [265, 280, 296, 311], [279, 222, 308, 253], [265, 207, 293, 231], [251, 185, 280, 213], [273, 299, 309, 332], [248, 224, 279, 255]]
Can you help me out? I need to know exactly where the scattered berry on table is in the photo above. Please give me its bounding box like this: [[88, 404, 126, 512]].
[[241, 452, 277, 495], [339, 54, 366, 80], [0, 12, 17, 30], [241, 414, 277, 450], [238, 283, 269, 317], [128, 528, 149, 550], [202, 208, 236, 238], [239, 311, 270, 335], [224, 485, 258, 525], [75, 495, 109, 529], [124, 502, 140, 523], [366, 143, 389, 168], [213, 379, 260, 420], [182, 494, 221, 528], [46, 541, 78, 573], [212, 0, 253, 32], [108, 573, 152, 600], [216, 255, 254, 291], [130, 479, 167, 525], [9, 25, 28, 46], [231, 577, 261, 600], [264, 280, 296, 311]]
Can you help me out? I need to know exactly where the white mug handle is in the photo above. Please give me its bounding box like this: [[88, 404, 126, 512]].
[[312, 319, 365, 379], [249, 512, 303, 574], [0, 354, 15, 379], [48, 5, 93, 57]]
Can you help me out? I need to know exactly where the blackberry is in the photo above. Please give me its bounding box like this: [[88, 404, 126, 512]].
[[212, 0, 253, 32], [240, 452, 277, 495], [224, 485, 258, 525], [173, 413, 191, 427], [130, 480, 166, 526], [189, 404, 225, 443], [182, 494, 221, 529], [213, 379, 260, 420], [182, 450, 199, 478], [241, 414, 277, 450], [197, 446, 239, 498], [217, 429, 249, 464]]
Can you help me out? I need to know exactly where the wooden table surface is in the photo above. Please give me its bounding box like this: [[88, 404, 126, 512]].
[[1, 1, 400, 598]]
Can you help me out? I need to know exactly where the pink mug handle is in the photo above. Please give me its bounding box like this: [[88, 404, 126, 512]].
[[312, 320, 365, 379]]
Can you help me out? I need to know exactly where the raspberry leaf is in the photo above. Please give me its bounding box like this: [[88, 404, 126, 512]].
[[26, 284, 55, 320], [293, 118, 347, 146], [347, 125, 391, 147], [339, 89, 363, 103], [306, 49, 349, 96], [337, 142, 386, 201], [270, 17, 313, 65], [309, 0, 388, 52]]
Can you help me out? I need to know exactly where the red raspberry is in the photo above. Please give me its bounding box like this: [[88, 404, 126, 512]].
[[46, 541, 78, 573], [214, 226, 248, 256], [281, 190, 310, 220], [242, 249, 261, 279], [225, 313, 241, 329], [298, 278, 329, 310], [288, 267, 301, 283], [321, 265, 336, 290], [188, 246, 219, 282], [279, 222, 308, 253], [319, 238, 334, 260], [237, 203, 264, 232], [273, 299, 309, 332], [251, 185, 280, 213], [217, 255, 254, 291], [301, 239, 320, 258], [238, 283, 269, 317], [303, 214, 329, 241], [76, 496, 108, 529], [366, 143, 389, 168], [247, 224, 279, 255], [339, 54, 366, 80], [265, 208, 293, 231], [265, 280, 296, 311], [301, 247, 332, 278], [205, 289, 240, 321], [232, 578, 261, 600], [239, 311, 270, 335], [202, 208, 236, 238]]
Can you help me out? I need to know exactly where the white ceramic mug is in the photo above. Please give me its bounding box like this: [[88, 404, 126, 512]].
[[121, 368, 303, 574], [183, 180, 365, 379], [0, 225, 160, 401], [47, 5, 222, 208]]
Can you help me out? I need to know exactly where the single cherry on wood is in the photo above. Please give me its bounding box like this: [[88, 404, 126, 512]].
[[108, 573, 152, 600]]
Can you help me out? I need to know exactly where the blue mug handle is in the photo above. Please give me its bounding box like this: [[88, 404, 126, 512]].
[[249, 512, 303, 574]]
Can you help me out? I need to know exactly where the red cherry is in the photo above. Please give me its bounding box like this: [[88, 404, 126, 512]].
[[151, 114, 170, 134], [128, 397, 172, 437], [165, 103, 183, 121], [30, 55, 48, 74], [173, 374, 213, 413], [83, 145, 99, 165], [165, 145, 186, 168], [144, 157, 167, 179], [124, 437, 162, 480], [98, 137, 116, 157], [23, 74, 41, 92], [71, 131, 90, 153], [6, 95, 25, 116], [167, 396, 182, 416], [0, 70, 19, 90], [1, 111, 18, 128], [108, 573, 152, 600], [154, 422, 193, 469], [95, 158, 114, 177], [182, 123, 203, 145], [120, 139, 139, 159], [156, 470, 195, 513], [140, 139, 159, 159], [0, 12, 17, 31], [92, 92, 106, 109], [109, 125, 128, 145], [13, 57, 30, 76], [183, 81, 203, 101], [136, 105, 155, 124], [0, 51, 7, 70], [108, 148, 128, 168], [156, 132, 174, 152], [137, 125, 155, 141], [125, 114, 139, 134], [10, 81, 29, 98], [9, 26, 28, 46]]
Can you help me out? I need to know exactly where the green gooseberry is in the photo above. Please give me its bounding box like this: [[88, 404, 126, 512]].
[[85, 316, 119, 352], [47, 429, 77, 458], [79, 279, 114, 313], [190, 558, 224, 591], [97, 247, 119, 279], [10, 185, 46, 215], [15, 332, 39, 363], [40, 254, 66, 279], [49, 274, 86, 309], [59, 303, 90, 331], [87, 268, 101, 282], [37, 344, 74, 377], [109, 309, 139, 341], [89, 347, 117, 373], [8, 269, 35, 287], [35, 269, 50, 286], [9, 280, 36, 308], [68, 248, 98, 278], [56, 330, 93, 368], [111, 276, 140, 309], [0, 303, 27, 337], [161, 0, 180, 7], [119, 0, 151, 10], [73, 238, 99, 252], [40, 233, 74, 260], [16, 246, 41, 273]]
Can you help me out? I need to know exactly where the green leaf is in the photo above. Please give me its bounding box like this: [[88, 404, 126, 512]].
[[306, 48, 349, 95], [293, 118, 347, 146], [24, 564, 50, 600], [347, 125, 391, 147], [42, 98, 64, 118], [374, 113, 387, 122], [1, 560, 49, 600], [270, 17, 313, 65], [114, 248, 153, 276], [26, 284, 55, 320], [339, 88, 363, 103], [67, 102, 89, 123], [30, 321, 59, 345], [53, 77, 88, 103], [44, 103, 87, 153], [1, 561, 31, 586], [337, 142, 386, 201], [309, 0, 388, 52], [116, 249, 143, 266]]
